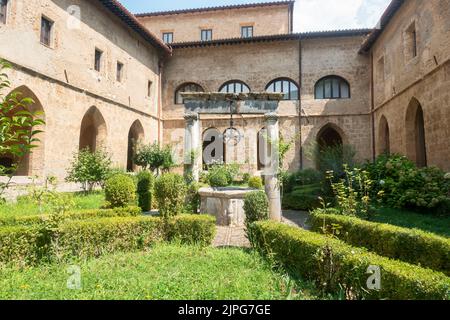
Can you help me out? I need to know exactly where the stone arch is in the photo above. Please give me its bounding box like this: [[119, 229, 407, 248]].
[[378, 115, 390, 155], [202, 127, 223, 168], [405, 97, 427, 167], [127, 120, 145, 172], [0, 86, 46, 176], [315, 123, 346, 171], [79, 106, 107, 152]]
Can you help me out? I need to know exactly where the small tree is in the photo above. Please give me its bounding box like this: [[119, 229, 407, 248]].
[[243, 191, 269, 244], [134, 142, 174, 176], [154, 173, 187, 218], [0, 60, 45, 201], [65, 148, 112, 192]]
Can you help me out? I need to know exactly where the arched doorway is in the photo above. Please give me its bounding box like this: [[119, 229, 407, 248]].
[[378, 115, 390, 155], [316, 124, 345, 172], [1, 86, 46, 176], [79, 106, 107, 152], [202, 128, 223, 168], [127, 120, 145, 172], [406, 98, 427, 167]]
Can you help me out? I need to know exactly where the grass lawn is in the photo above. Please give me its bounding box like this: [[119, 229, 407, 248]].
[[0, 244, 322, 300], [371, 207, 450, 238], [0, 192, 105, 217]]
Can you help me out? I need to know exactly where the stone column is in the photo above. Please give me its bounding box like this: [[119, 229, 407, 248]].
[[264, 112, 282, 222], [184, 113, 200, 182]]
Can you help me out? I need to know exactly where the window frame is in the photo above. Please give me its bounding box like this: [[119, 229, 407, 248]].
[[175, 82, 204, 104], [219, 80, 251, 94], [147, 80, 153, 97], [162, 32, 174, 44], [201, 29, 213, 42], [116, 61, 124, 82], [40, 16, 54, 47], [265, 78, 299, 101], [241, 26, 253, 38], [94, 48, 103, 72], [0, 0, 8, 24], [314, 76, 351, 100]]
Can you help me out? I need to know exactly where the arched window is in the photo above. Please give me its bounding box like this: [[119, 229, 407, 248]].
[[315, 76, 350, 99], [175, 83, 204, 104], [219, 80, 250, 94], [266, 78, 299, 100], [406, 98, 427, 167]]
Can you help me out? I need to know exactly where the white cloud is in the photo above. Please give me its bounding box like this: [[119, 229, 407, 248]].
[[294, 0, 392, 32]]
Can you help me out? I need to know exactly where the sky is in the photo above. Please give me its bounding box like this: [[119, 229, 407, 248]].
[[120, 0, 392, 32]]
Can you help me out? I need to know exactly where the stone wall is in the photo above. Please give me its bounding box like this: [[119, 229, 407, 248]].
[[0, 0, 163, 181], [137, 4, 291, 43], [370, 0, 450, 170]]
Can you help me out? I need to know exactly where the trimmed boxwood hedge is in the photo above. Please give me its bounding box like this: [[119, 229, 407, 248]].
[[310, 212, 450, 276], [0, 206, 142, 227], [0, 214, 216, 266], [249, 221, 450, 300]]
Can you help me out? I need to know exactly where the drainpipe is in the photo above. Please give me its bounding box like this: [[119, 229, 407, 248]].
[[298, 37, 303, 170], [370, 51, 376, 162]]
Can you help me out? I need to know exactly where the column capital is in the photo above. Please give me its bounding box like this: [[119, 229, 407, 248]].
[[184, 112, 199, 122], [264, 112, 279, 122]]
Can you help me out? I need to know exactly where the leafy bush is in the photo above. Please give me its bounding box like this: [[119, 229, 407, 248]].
[[185, 181, 201, 213], [104, 174, 136, 208], [249, 221, 450, 300], [310, 211, 450, 276], [205, 163, 240, 187], [65, 148, 112, 192], [283, 169, 323, 193], [154, 173, 187, 218], [282, 184, 324, 211], [243, 191, 269, 243], [248, 176, 263, 189], [166, 215, 216, 246], [0, 206, 141, 227], [134, 142, 174, 175], [136, 171, 154, 212], [326, 165, 378, 219], [242, 173, 251, 184], [365, 154, 450, 213]]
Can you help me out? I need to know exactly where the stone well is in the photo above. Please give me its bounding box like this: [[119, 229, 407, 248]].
[[199, 187, 257, 226]]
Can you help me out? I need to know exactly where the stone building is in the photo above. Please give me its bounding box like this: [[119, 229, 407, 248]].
[[0, 0, 448, 189]]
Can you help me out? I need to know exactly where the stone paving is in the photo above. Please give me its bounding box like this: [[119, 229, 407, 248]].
[[212, 210, 310, 248]]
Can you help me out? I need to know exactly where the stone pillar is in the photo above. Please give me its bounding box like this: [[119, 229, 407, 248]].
[[264, 112, 282, 222], [184, 113, 200, 182]]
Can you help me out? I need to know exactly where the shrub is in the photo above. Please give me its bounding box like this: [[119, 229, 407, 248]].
[[244, 191, 269, 242], [0, 206, 141, 227], [365, 154, 450, 213], [136, 171, 154, 212], [283, 169, 323, 193], [248, 176, 263, 189], [185, 181, 201, 213], [154, 173, 187, 218], [0, 214, 215, 265], [249, 221, 450, 300], [166, 215, 216, 246], [205, 163, 240, 187], [310, 211, 450, 276], [134, 142, 174, 175], [65, 148, 112, 192], [242, 173, 251, 184], [104, 174, 136, 208], [282, 184, 324, 211]]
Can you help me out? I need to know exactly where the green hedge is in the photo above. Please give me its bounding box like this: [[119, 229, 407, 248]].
[[282, 184, 324, 211], [0, 206, 141, 227], [310, 212, 450, 276], [166, 215, 216, 246], [0, 215, 216, 266], [249, 221, 450, 300]]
